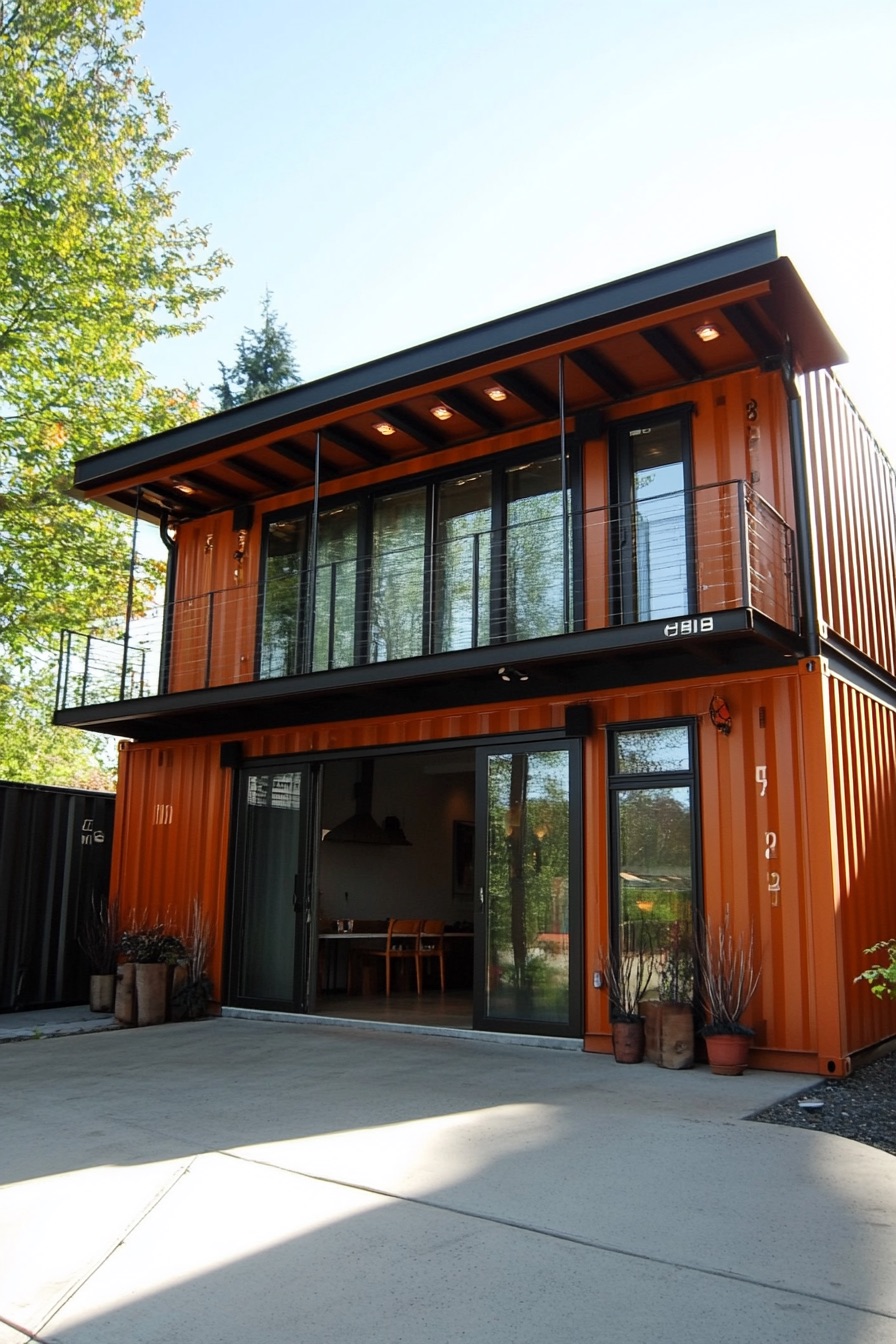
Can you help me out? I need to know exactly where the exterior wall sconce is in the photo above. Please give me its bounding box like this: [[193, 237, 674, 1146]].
[[709, 694, 732, 734]]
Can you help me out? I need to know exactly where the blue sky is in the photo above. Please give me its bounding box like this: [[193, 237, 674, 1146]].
[[139, 0, 896, 454]]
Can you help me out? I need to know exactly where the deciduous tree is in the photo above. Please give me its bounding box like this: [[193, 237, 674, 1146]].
[[0, 0, 229, 785]]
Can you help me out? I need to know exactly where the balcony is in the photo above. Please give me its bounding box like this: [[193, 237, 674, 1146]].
[[55, 481, 800, 735]]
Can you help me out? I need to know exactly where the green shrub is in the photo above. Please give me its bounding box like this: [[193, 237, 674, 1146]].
[[855, 940, 896, 1000]]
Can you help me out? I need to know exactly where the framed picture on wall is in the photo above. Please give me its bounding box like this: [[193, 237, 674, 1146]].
[[452, 821, 474, 900]]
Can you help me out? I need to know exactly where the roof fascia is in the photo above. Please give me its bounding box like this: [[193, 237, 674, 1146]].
[[75, 232, 781, 491]]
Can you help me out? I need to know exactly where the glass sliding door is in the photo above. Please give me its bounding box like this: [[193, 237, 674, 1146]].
[[613, 411, 694, 624], [229, 765, 314, 1008], [475, 742, 581, 1035]]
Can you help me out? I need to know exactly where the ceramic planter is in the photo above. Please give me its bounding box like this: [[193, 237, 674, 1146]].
[[611, 1019, 645, 1063], [705, 1031, 753, 1076]]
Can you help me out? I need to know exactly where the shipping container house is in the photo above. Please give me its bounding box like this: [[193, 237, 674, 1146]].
[[55, 233, 896, 1074]]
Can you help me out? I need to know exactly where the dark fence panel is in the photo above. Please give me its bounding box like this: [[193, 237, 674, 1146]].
[[0, 782, 115, 1011]]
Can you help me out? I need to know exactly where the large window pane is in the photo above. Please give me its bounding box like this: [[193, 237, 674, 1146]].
[[631, 419, 687, 621], [312, 505, 359, 671], [368, 489, 427, 662], [506, 457, 568, 640], [260, 517, 306, 678], [486, 749, 570, 1024], [434, 472, 492, 652], [611, 725, 695, 1007]]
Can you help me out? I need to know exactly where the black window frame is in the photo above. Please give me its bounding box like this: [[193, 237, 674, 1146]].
[[255, 437, 583, 678]]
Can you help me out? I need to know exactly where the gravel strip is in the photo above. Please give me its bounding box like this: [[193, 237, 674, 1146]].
[[750, 1049, 896, 1156]]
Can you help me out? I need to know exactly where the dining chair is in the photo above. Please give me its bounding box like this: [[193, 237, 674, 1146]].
[[417, 919, 446, 992], [364, 918, 422, 995]]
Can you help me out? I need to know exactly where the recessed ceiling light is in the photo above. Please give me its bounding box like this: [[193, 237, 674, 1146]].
[[174, 482, 196, 495], [430, 404, 453, 420], [374, 421, 396, 436], [695, 321, 721, 343], [485, 385, 507, 402]]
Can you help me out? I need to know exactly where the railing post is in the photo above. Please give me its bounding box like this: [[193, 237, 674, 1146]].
[[738, 480, 753, 609], [471, 534, 480, 648], [57, 632, 69, 712], [327, 563, 337, 669], [205, 591, 215, 688], [82, 634, 92, 706]]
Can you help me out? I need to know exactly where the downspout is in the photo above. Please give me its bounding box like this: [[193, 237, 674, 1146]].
[[158, 509, 177, 695], [782, 350, 820, 658], [120, 486, 142, 700]]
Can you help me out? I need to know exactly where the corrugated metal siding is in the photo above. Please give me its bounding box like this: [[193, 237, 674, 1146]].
[[825, 672, 896, 1055], [113, 665, 843, 1065], [0, 783, 115, 1010], [110, 742, 232, 993], [804, 370, 896, 676]]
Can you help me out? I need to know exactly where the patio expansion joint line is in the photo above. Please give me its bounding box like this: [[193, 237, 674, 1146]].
[[220, 1148, 896, 1325], [18, 1158, 197, 1343]]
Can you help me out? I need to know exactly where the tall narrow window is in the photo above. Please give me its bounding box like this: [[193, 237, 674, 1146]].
[[609, 723, 698, 1001], [312, 505, 359, 671], [613, 410, 693, 624], [368, 488, 427, 662], [505, 457, 568, 640], [260, 517, 306, 678], [434, 472, 492, 652]]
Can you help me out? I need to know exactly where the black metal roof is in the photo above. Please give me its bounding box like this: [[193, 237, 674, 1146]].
[[72, 231, 847, 519]]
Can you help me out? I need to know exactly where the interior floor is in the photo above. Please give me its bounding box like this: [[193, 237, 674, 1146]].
[[314, 990, 473, 1029]]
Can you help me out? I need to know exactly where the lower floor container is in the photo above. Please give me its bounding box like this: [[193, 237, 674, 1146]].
[[108, 657, 896, 1074]]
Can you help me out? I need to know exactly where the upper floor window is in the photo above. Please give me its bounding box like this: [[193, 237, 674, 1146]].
[[259, 446, 574, 678]]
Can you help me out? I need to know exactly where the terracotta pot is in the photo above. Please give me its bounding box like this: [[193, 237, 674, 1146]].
[[114, 962, 137, 1026], [705, 1032, 753, 1076], [611, 1019, 645, 1063], [135, 962, 170, 1027], [89, 973, 116, 1013]]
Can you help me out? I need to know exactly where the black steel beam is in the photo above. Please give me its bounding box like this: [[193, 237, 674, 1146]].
[[567, 347, 634, 399], [641, 326, 704, 381], [320, 425, 389, 467], [721, 301, 778, 363], [435, 386, 503, 432], [378, 404, 445, 450], [225, 454, 295, 492], [495, 368, 558, 419]]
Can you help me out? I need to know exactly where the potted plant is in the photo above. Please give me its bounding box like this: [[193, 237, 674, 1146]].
[[696, 907, 761, 1075], [117, 922, 187, 1027], [642, 920, 695, 1069], [596, 921, 656, 1063], [78, 894, 119, 1013], [170, 899, 215, 1021]]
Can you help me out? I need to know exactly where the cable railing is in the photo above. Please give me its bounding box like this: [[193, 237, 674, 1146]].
[[56, 480, 796, 710]]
